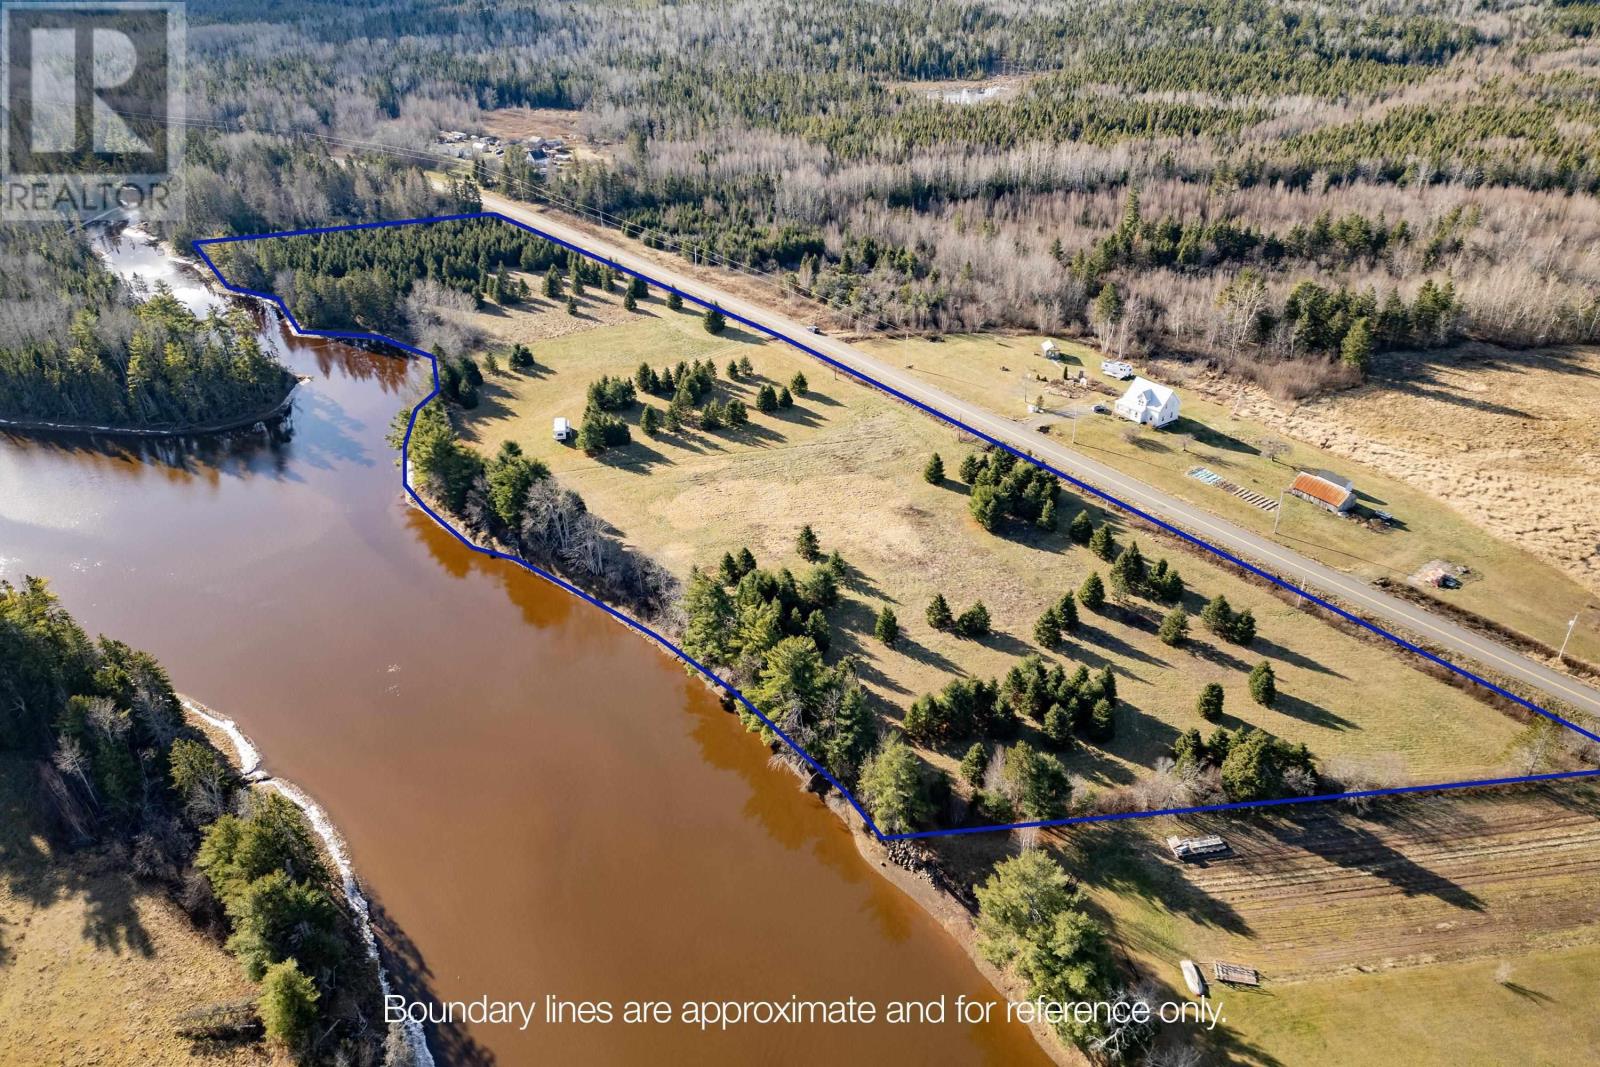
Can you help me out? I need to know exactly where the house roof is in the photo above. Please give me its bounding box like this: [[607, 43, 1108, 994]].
[[1291, 471, 1355, 508], [1118, 376, 1176, 409]]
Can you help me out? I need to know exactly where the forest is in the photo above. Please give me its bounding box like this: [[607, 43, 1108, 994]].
[[0, 578, 389, 1062], [0, 224, 293, 430], [173, 0, 1600, 395], [0, 140, 451, 433]]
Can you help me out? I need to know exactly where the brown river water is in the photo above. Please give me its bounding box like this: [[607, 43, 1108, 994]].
[[0, 232, 1051, 1065]]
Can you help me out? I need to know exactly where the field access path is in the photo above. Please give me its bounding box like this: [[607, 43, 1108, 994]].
[[479, 190, 1600, 724]]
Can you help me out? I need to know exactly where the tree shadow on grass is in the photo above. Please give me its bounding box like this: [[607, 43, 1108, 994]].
[[894, 635, 967, 678], [1265, 809, 1487, 913], [1076, 622, 1170, 671], [590, 436, 675, 473], [1270, 692, 1358, 731], [768, 403, 825, 430], [0, 766, 156, 962], [1253, 635, 1348, 679], [1056, 823, 1255, 938]]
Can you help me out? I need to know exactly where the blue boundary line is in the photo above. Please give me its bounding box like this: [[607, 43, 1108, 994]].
[[190, 212, 1600, 841]]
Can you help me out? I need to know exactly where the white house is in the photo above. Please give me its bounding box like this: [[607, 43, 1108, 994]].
[[1114, 377, 1180, 428], [1101, 359, 1135, 380]]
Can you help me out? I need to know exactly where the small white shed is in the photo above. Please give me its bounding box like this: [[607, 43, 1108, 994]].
[[1040, 339, 1060, 360], [552, 417, 572, 442], [1114, 377, 1180, 429]]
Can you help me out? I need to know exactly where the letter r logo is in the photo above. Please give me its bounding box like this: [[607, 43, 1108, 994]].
[[3, 2, 183, 172]]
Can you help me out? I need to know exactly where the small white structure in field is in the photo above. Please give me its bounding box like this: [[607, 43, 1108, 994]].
[[1040, 339, 1060, 360], [1180, 960, 1208, 998], [1167, 834, 1229, 860], [552, 417, 572, 442], [1115, 376, 1180, 429], [1101, 359, 1135, 379]]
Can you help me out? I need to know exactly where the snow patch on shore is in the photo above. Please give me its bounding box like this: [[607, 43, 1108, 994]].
[[181, 696, 434, 1067]]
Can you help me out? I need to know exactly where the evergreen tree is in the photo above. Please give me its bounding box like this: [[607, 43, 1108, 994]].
[[1034, 607, 1062, 649], [969, 483, 1002, 532], [1158, 607, 1190, 646], [1341, 315, 1374, 371], [1068, 509, 1094, 545], [1229, 609, 1258, 646], [726, 358, 741, 379], [1095, 665, 1117, 705], [960, 742, 988, 787], [1078, 571, 1106, 611], [739, 355, 754, 376], [796, 524, 821, 560], [1055, 590, 1080, 632], [926, 593, 954, 631], [924, 452, 945, 485], [1089, 524, 1116, 562], [858, 737, 934, 834], [790, 371, 809, 395], [955, 601, 991, 639], [1108, 541, 1147, 596], [542, 265, 561, 299], [756, 384, 779, 412], [1043, 704, 1074, 748], [778, 386, 795, 408], [1197, 681, 1226, 722], [704, 305, 727, 334], [623, 290, 637, 312], [258, 959, 319, 1051], [667, 291, 683, 311], [874, 605, 900, 647], [1087, 697, 1116, 742], [1036, 497, 1057, 532], [826, 549, 848, 579], [1202, 594, 1235, 636], [958, 452, 985, 483], [639, 404, 661, 435], [1249, 661, 1277, 706]]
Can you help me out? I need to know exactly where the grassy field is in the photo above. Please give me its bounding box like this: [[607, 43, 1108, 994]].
[[1024, 783, 1600, 1065], [859, 334, 1600, 665], [0, 754, 266, 1067], [457, 287, 1534, 796]]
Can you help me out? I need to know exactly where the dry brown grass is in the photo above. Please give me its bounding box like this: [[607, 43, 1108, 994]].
[[0, 754, 266, 1067], [1224, 344, 1600, 606]]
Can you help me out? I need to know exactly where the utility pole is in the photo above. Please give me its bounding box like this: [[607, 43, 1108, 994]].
[[1558, 613, 1580, 660], [1273, 483, 1291, 534]]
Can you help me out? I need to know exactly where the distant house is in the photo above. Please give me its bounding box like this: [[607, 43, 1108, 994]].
[[1288, 470, 1356, 513], [1114, 376, 1180, 428], [1040, 339, 1060, 360], [1101, 359, 1134, 379]]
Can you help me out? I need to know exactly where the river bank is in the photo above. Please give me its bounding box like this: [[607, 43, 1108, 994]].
[[182, 698, 433, 1066]]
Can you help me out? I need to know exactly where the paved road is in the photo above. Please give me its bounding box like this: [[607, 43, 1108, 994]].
[[479, 191, 1600, 725]]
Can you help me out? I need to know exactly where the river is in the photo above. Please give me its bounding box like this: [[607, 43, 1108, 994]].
[[0, 228, 1052, 1065]]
